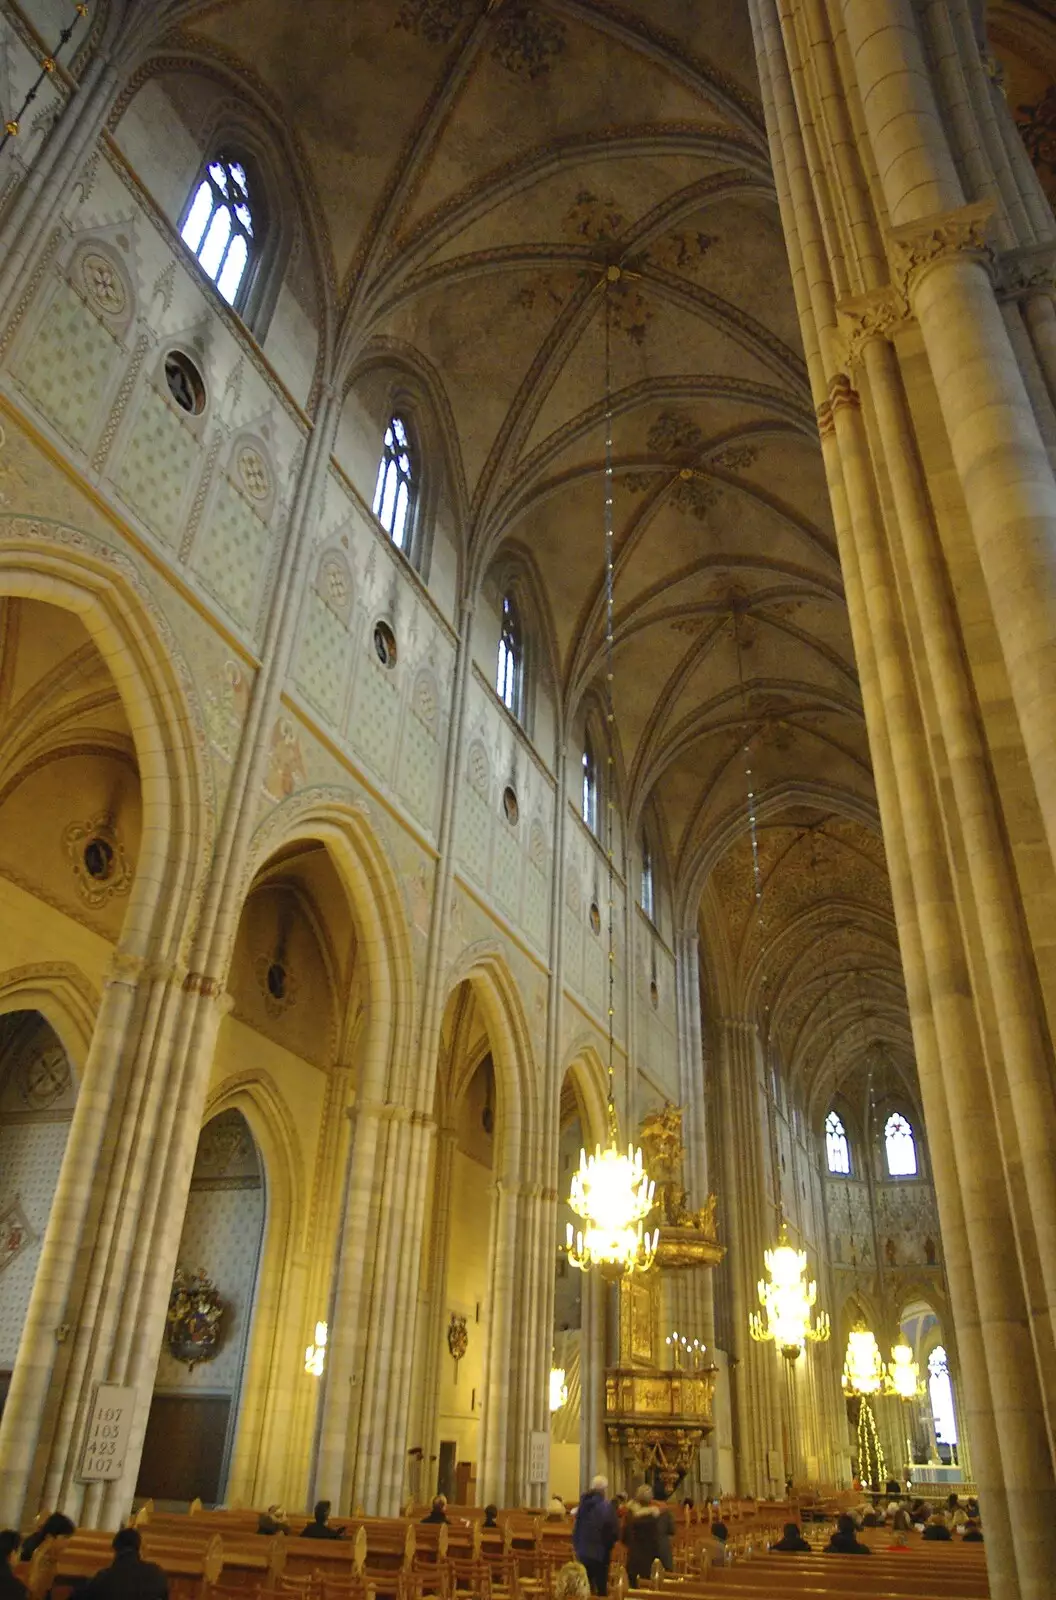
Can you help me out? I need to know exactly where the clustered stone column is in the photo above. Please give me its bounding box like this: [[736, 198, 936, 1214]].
[[747, 2, 1056, 1595]]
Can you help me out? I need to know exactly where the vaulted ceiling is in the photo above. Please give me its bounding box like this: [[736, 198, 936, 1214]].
[[156, 0, 913, 1116]]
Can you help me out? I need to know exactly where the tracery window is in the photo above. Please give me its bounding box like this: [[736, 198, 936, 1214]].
[[641, 838, 655, 921], [372, 415, 418, 553], [825, 1110, 850, 1175], [928, 1346, 958, 1445], [181, 154, 256, 308], [496, 592, 523, 720], [885, 1112, 918, 1177], [581, 738, 597, 834]]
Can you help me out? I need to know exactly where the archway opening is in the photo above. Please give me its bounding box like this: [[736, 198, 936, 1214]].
[[137, 1109, 265, 1506], [413, 980, 503, 1508], [0, 1011, 77, 1422], [138, 836, 361, 1509]]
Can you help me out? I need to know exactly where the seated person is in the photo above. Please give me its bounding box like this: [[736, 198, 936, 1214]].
[[300, 1501, 343, 1539], [888, 1503, 912, 1532], [483, 1506, 499, 1530], [945, 1493, 967, 1530], [962, 1518, 984, 1544], [825, 1513, 871, 1554], [771, 1522, 810, 1552], [701, 1520, 728, 1568], [1, 1530, 28, 1600], [553, 1565, 590, 1600], [83, 1529, 167, 1600], [257, 1506, 289, 1537], [420, 1497, 449, 1525], [20, 1516, 74, 1564], [923, 1511, 953, 1542]]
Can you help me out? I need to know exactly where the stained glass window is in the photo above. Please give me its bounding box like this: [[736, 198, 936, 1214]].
[[582, 738, 597, 833], [181, 156, 255, 308], [885, 1112, 917, 1177], [641, 839, 655, 921], [372, 415, 418, 552], [496, 593, 523, 719], [928, 1346, 958, 1445], [825, 1110, 850, 1174]]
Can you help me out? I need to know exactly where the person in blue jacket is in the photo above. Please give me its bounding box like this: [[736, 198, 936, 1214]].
[[572, 1476, 620, 1596]]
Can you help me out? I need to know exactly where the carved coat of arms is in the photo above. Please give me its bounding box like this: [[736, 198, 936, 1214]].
[[166, 1266, 224, 1369], [447, 1312, 468, 1363]]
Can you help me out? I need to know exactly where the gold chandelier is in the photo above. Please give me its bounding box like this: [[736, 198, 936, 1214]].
[[565, 271, 658, 1280], [749, 1222, 830, 1360], [842, 1319, 884, 1396], [887, 1337, 925, 1399]]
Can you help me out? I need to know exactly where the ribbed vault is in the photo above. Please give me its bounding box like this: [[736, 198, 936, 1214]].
[[155, 0, 912, 1122]]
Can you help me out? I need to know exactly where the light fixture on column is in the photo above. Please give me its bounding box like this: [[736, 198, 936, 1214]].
[[305, 1319, 328, 1376], [549, 1364, 569, 1411], [566, 268, 658, 1281], [749, 1220, 831, 1360], [665, 1329, 707, 1370]]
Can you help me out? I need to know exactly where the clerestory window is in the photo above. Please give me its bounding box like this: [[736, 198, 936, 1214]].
[[372, 414, 418, 554], [582, 738, 598, 834], [496, 592, 524, 721], [181, 154, 256, 309]]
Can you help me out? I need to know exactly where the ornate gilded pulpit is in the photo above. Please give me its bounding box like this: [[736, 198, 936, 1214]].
[[604, 1105, 725, 1489]]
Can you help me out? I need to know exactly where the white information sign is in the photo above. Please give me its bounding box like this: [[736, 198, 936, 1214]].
[[529, 1429, 550, 1485], [79, 1383, 135, 1482]]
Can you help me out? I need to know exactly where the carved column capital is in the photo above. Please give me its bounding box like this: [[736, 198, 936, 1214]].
[[994, 241, 1056, 303], [887, 200, 996, 302], [836, 286, 911, 368]]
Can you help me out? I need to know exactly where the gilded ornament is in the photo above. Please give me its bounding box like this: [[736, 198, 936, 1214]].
[[166, 1267, 224, 1369], [447, 1312, 468, 1364]]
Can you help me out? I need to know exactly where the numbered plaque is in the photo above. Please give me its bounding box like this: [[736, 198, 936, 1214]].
[[79, 1383, 135, 1481], [529, 1428, 549, 1485]]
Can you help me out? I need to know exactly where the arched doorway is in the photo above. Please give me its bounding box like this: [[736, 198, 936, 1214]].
[[409, 960, 543, 1511], [899, 1301, 966, 1488], [137, 1110, 265, 1506], [139, 835, 361, 1511], [416, 980, 499, 1507], [0, 1012, 77, 1421]]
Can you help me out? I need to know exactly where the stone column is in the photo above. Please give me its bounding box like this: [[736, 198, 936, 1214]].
[[814, 407, 1024, 1594], [478, 1176, 524, 1505], [675, 933, 715, 1355], [714, 1017, 785, 1496], [578, 1272, 609, 1489], [414, 1125, 458, 1495], [0, 959, 191, 1523]]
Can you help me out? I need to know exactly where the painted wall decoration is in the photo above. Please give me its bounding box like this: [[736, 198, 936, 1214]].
[[0, 1198, 32, 1274]]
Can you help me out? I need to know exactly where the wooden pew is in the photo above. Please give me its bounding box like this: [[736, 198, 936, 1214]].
[[136, 1516, 287, 1589], [24, 1532, 223, 1600]]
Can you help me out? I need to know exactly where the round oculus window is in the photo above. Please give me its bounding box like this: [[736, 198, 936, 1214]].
[[83, 836, 115, 882], [164, 350, 207, 415], [373, 619, 398, 668]]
